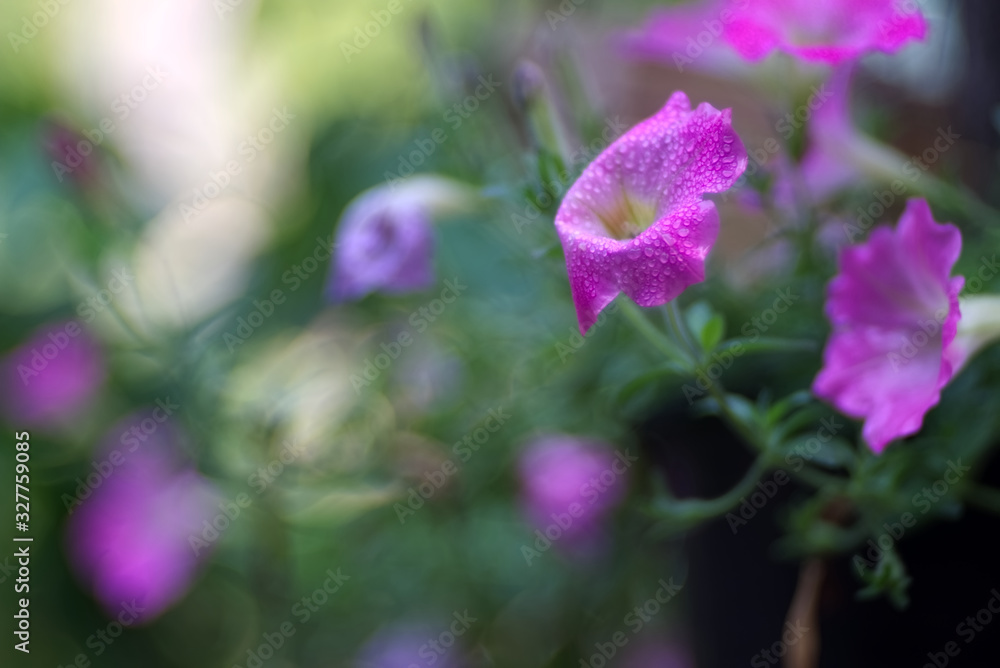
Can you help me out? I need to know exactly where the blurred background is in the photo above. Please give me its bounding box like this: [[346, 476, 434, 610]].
[[2, 1, 1000, 666]]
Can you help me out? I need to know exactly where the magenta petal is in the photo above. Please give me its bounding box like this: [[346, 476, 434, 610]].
[[555, 92, 747, 333], [518, 435, 627, 541], [1, 323, 104, 426], [813, 199, 963, 452], [724, 0, 928, 64], [66, 416, 220, 621]]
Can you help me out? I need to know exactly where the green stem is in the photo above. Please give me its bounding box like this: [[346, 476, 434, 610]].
[[631, 301, 842, 493], [619, 300, 691, 368], [651, 453, 773, 522], [663, 300, 700, 362]]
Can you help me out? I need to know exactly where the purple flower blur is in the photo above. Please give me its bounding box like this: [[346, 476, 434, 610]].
[[624, 0, 927, 67], [749, 66, 860, 214], [725, 0, 927, 64], [355, 623, 462, 668], [619, 0, 747, 74], [1, 322, 104, 426], [813, 199, 964, 453], [327, 176, 471, 302], [518, 435, 628, 544], [66, 414, 219, 622], [554, 91, 747, 333], [45, 121, 99, 187]]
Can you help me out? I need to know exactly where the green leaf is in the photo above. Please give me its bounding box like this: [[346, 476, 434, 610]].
[[765, 390, 814, 426], [780, 435, 856, 470], [856, 546, 911, 610], [724, 392, 760, 427], [684, 301, 725, 353], [684, 301, 712, 338], [614, 362, 690, 404], [701, 314, 725, 352]]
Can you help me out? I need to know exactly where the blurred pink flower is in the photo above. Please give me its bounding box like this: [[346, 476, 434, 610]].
[[45, 121, 99, 187], [619, 0, 747, 73], [327, 176, 472, 302], [624, 0, 927, 67], [518, 435, 630, 543], [66, 414, 219, 622], [1, 322, 104, 426], [813, 199, 964, 453], [554, 92, 746, 333], [772, 66, 861, 209], [328, 202, 433, 302], [725, 0, 927, 64], [355, 623, 462, 668]]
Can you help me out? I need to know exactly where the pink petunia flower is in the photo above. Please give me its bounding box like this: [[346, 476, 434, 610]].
[[619, 0, 750, 75], [0, 322, 104, 426], [554, 91, 747, 333], [518, 435, 629, 548], [724, 0, 928, 64], [66, 414, 220, 622], [327, 176, 472, 302], [813, 199, 964, 453], [623, 0, 927, 68]]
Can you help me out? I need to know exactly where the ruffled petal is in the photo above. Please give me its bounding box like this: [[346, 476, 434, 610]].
[[724, 0, 927, 64], [555, 92, 746, 333], [813, 198, 963, 452]]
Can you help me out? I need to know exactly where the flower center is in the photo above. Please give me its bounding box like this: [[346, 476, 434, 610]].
[[597, 195, 657, 241]]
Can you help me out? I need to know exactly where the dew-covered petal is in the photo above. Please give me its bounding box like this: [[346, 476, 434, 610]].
[[554, 91, 747, 333]]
